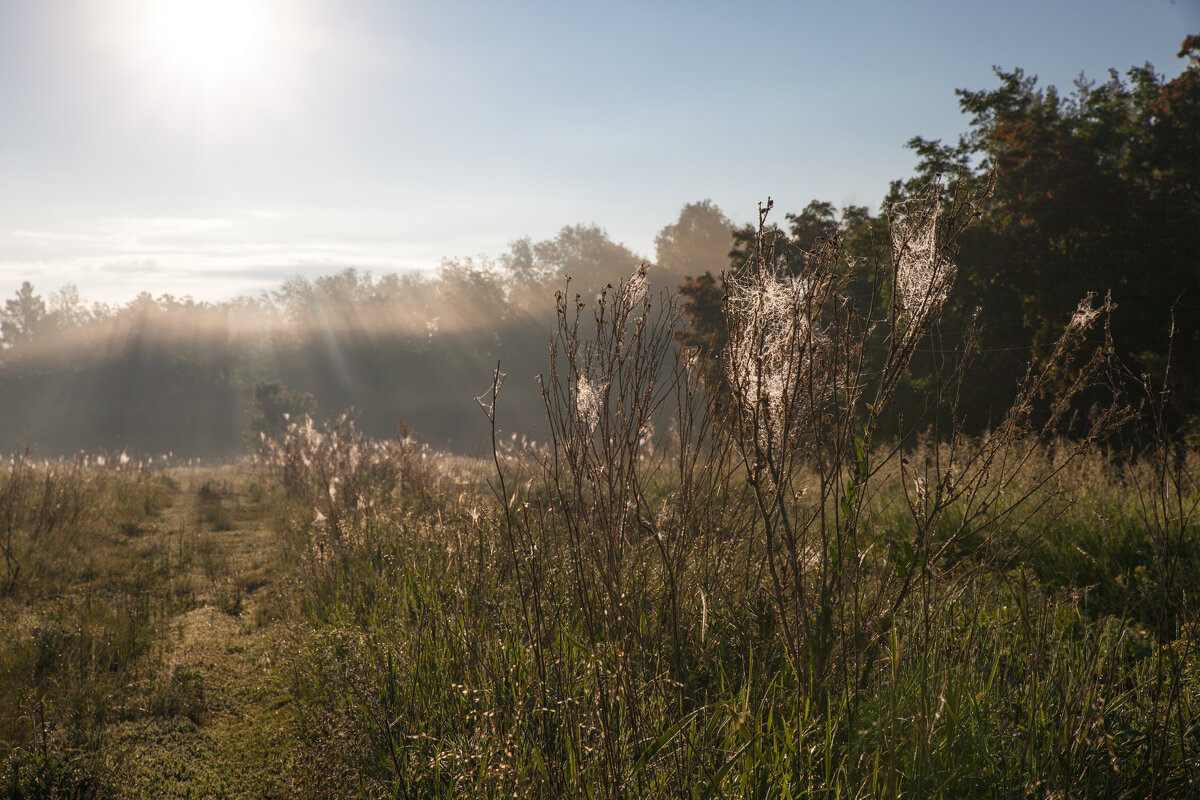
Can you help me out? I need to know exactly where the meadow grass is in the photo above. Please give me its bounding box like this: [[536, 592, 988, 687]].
[[3, 187, 1198, 798], [269, 424, 1198, 798], [0, 460, 301, 798], [271, 191, 1199, 797], [1, 395, 1195, 798]]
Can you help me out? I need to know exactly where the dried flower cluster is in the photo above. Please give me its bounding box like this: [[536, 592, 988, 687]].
[[261, 412, 437, 559], [891, 196, 955, 330]]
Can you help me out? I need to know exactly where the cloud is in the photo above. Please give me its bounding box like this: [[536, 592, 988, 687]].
[[0, 198, 603, 305], [0, 229, 446, 305], [1, 215, 238, 259]]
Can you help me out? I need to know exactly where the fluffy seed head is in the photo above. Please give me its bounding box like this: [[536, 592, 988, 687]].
[[892, 199, 955, 328], [576, 375, 602, 434]]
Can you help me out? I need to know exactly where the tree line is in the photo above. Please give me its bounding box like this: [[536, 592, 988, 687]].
[[1, 37, 1196, 457], [0, 222, 704, 458], [680, 37, 1199, 440]]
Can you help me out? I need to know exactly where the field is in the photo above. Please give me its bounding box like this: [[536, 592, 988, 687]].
[[1, 423, 1197, 798], [3, 204, 1199, 799], [0, 461, 300, 797]]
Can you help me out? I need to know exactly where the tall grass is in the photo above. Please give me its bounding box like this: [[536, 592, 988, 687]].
[[276, 187, 1198, 797]]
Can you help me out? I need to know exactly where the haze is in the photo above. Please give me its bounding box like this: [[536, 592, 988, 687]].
[[1, 0, 1194, 304]]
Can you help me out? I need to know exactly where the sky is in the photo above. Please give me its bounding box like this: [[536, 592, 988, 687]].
[[0, 0, 1197, 305]]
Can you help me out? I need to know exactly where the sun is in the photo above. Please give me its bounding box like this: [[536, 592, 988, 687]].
[[141, 0, 274, 88], [93, 0, 314, 133]]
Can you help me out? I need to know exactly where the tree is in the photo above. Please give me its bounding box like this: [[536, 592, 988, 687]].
[[47, 285, 89, 330], [654, 200, 734, 281], [501, 224, 643, 299], [244, 380, 316, 454], [892, 36, 1200, 431], [1, 282, 47, 348], [675, 270, 727, 395]]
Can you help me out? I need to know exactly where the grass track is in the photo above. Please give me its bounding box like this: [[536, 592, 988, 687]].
[[107, 475, 302, 799], [1, 466, 309, 799]]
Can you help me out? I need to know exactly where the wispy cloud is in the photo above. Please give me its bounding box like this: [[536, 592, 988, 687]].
[[0, 210, 457, 304]]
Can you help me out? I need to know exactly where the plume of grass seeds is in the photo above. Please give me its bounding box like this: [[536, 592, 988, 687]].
[[891, 194, 955, 330], [723, 248, 835, 451]]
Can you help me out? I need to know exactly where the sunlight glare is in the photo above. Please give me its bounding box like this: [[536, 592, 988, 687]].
[[143, 0, 273, 87]]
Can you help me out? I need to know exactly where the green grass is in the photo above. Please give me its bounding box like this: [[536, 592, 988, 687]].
[[0, 439, 1196, 799], [269, 422, 1200, 799], [0, 462, 300, 798]]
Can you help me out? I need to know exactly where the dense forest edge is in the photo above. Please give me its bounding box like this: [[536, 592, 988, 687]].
[[2, 38, 1197, 459]]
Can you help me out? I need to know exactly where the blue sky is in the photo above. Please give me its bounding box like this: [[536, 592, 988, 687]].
[[1, 0, 1196, 304]]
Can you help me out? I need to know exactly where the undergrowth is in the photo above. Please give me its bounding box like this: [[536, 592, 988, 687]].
[[0, 460, 273, 796]]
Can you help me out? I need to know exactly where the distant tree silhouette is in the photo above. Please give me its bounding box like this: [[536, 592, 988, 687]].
[[654, 200, 734, 281], [0, 282, 47, 348], [244, 380, 316, 455], [501, 224, 642, 299]]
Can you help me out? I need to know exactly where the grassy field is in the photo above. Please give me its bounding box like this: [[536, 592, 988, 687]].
[[3, 203, 1199, 798], [0, 427, 1197, 798], [0, 461, 301, 798], [271, 431, 1199, 799]]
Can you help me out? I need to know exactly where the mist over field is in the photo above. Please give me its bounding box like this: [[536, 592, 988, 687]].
[[0, 220, 716, 458]]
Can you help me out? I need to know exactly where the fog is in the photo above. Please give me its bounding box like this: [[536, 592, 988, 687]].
[[0, 210, 733, 460]]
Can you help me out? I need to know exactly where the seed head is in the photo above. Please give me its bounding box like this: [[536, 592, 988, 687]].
[[892, 199, 955, 328]]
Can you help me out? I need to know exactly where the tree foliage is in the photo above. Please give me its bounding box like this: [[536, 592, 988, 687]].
[[244, 380, 316, 455], [0, 282, 48, 347], [673, 37, 1199, 436], [654, 199, 734, 281], [891, 36, 1200, 430]]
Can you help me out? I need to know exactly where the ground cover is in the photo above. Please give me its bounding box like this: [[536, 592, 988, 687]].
[[1, 463, 301, 798]]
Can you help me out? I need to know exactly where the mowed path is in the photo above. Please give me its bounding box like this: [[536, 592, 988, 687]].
[[107, 472, 305, 799]]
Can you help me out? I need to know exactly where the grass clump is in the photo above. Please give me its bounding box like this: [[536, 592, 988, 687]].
[[0, 457, 186, 794], [0, 459, 297, 797]]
